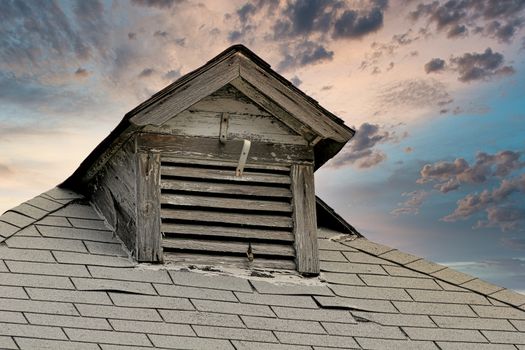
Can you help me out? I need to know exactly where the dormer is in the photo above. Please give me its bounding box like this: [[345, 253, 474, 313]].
[[63, 45, 355, 275]]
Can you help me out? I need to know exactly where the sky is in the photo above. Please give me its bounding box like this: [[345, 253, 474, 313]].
[[0, 0, 524, 293]]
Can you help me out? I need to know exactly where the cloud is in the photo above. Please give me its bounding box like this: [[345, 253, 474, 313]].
[[130, 0, 184, 9], [290, 75, 302, 86], [0, 163, 11, 176], [154, 30, 169, 38], [391, 190, 429, 216], [450, 48, 515, 82], [74, 68, 90, 78], [404, 147, 413, 153], [410, 0, 525, 42], [164, 69, 181, 81], [138, 68, 155, 78], [418, 150, 525, 192], [476, 206, 525, 232], [333, 6, 385, 39], [328, 123, 400, 169], [424, 58, 446, 73], [128, 32, 137, 40], [377, 78, 452, 110], [277, 41, 334, 71]]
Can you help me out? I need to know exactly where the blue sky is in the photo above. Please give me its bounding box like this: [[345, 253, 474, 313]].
[[0, 0, 524, 292]]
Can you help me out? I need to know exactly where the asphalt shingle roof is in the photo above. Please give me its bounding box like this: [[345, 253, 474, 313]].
[[0, 187, 524, 349]]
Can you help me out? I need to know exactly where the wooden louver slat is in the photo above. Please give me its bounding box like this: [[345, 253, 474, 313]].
[[160, 158, 296, 269]]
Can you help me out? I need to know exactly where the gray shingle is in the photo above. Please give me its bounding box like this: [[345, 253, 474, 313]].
[[275, 331, 358, 348], [155, 283, 237, 302], [482, 330, 525, 344], [159, 310, 244, 327], [319, 250, 347, 262], [89, 266, 171, 283], [15, 338, 100, 350], [232, 340, 311, 350], [6, 260, 90, 277], [435, 280, 465, 292], [26, 196, 64, 211], [26, 313, 112, 330], [406, 289, 490, 305], [431, 268, 476, 285], [193, 299, 275, 317], [320, 272, 364, 286], [0, 221, 19, 237], [54, 251, 134, 267], [405, 259, 446, 274], [382, 265, 431, 278], [343, 238, 394, 255], [402, 327, 486, 342], [0, 298, 78, 315], [0, 246, 55, 262], [169, 270, 252, 292], [6, 236, 88, 252], [45, 187, 84, 200], [242, 315, 325, 333], [272, 306, 354, 323], [65, 328, 152, 346], [437, 343, 516, 350], [0, 322, 67, 339], [359, 275, 442, 290], [69, 218, 110, 231], [342, 251, 396, 266], [431, 315, 515, 330], [72, 277, 156, 295], [321, 261, 387, 275], [318, 239, 357, 251], [0, 260, 5, 272], [11, 203, 48, 220], [16, 225, 41, 237], [0, 272, 74, 289], [109, 292, 194, 310], [512, 319, 525, 331], [393, 301, 477, 316], [193, 325, 278, 342], [490, 288, 525, 307], [27, 287, 112, 305], [250, 280, 333, 296], [314, 296, 398, 313], [472, 305, 525, 320], [0, 310, 27, 324], [330, 284, 411, 301], [461, 278, 504, 295], [0, 211, 34, 227], [51, 204, 101, 220], [378, 250, 420, 265], [0, 336, 17, 349], [38, 225, 117, 243], [109, 319, 194, 336], [84, 241, 126, 256], [356, 337, 439, 349], [149, 334, 234, 349], [36, 216, 72, 227], [235, 292, 318, 308], [0, 285, 28, 299], [76, 304, 162, 321], [351, 311, 435, 327], [323, 322, 406, 339]]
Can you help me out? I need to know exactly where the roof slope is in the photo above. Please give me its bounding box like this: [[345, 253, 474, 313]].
[[0, 188, 524, 349]]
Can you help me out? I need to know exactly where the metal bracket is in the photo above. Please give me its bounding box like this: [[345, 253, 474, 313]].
[[219, 113, 229, 144], [236, 139, 251, 177]]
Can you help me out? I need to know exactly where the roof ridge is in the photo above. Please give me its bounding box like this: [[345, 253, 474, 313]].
[[0, 187, 82, 243], [331, 236, 525, 312]]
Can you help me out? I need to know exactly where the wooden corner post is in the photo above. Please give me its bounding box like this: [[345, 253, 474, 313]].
[[136, 150, 162, 262], [291, 164, 320, 275]]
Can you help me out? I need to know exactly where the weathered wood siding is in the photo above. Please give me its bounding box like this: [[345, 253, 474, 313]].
[[89, 138, 137, 253], [144, 85, 307, 146]]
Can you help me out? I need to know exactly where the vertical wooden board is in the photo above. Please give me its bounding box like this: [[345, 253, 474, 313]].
[[291, 164, 319, 275], [136, 151, 162, 262]]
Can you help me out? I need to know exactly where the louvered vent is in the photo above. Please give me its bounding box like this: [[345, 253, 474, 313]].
[[160, 157, 297, 270]]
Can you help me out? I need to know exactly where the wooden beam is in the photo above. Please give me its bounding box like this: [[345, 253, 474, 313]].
[[130, 54, 240, 126], [136, 151, 162, 262], [291, 164, 319, 275]]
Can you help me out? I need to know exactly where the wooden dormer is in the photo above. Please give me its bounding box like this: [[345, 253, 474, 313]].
[[62, 45, 355, 275]]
